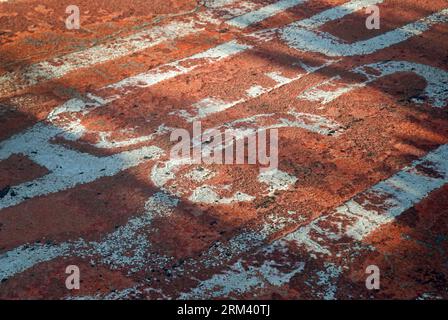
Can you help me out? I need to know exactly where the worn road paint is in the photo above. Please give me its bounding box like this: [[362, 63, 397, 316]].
[[281, 8, 448, 56], [1, 0, 447, 300], [227, 0, 306, 28], [0, 0, 270, 95], [298, 61, 448, 108]]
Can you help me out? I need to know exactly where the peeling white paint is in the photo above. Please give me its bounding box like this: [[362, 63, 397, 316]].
[[2, 0, 447, 299], [281, 8, 448, 56], [258, 168, 297, 196], [221, 110, 343, 136], [227, 0, 307, 28], [179, 258, 304, 299], [248, 0, 384, 42], [315, 263, 343, 300], [246, 85, 268, 98], [299, 61, 448, 108], [0, 121, 164, 210], [293, 0, 384, 29], [298, 75, 364, 104], [107, 40, 252, 92], [0, 242, 73, 282], [280, 144, 448, 254], [171, 97, 240, 122], [0, 192, 178, 280], [184, 144, 448, 298], [189, 185, 255, 204], [84, 192, 179, 271], [172, 60, 335, 123], [0, 0, 266, 95], [184, 167, 216, 182], [92, 125, 170, 149]]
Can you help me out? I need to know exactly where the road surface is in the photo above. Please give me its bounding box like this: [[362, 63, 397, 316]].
[[0, 0, 447, 299]]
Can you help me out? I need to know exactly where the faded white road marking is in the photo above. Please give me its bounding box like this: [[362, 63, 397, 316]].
[[4, 144, 447, 296], [258, 168, 297, 196], [220, 110, 343, 136], [0, 22, 199, 91], [284, 144, 448, 253], [0, 108, 341, 278], [248, 0, 384, 41], [298, 61, 448, 108], [171, 60, 335, 122], [180, 144, 448, 299], [0, 0, 271, 95], [150, 108, 342, 196], [189, 185, 255, 204], [227, 0, 306, 28], [281, 8, 448, 56], [0, 121, 163, 210], [0, 40, 252, 210], [0, 192, 178, 281], [179, 259, 305, 299], [107, 41, 251, 93]]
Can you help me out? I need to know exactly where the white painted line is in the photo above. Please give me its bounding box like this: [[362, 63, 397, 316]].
[[258, 168, 298, 196], [292, 0, 384, 29], [180, 144, 448, 299], [107, 40, 252, 92], [298, 61, 448, 108], [283, 144, 448, 253], [0, 192, 179, 281], [0, 0, 268, 95], [227, 0, 306, 28], [281, 8, 448, 56], [179, 259, 305, 299], [0, 21, 200, 95], [248, 0, 384, 41], [189, 185, 255, 204], [171, 59, 335, 122], [0, 122, 164, 210], [0, 40, 252, 210], [219, 110, 344, 136]]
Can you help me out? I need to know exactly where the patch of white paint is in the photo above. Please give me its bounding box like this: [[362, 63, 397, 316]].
[[0, 192, 178, 280], [315, 263, 343, 300], [246, 85, 267, 98], [185, 167, 216, 182], [171, 97, 240, 123], [279, 144, 448, 254], [298, 76, 365, 104], [172, 59, 336, 123], [0, 121, 164, 210], [293, 0, 384, 29], [258, 168, 297, 196], [179, 258, 304, 299], [0, 0, 269, 95], [247, 0, 384, 42], [222, 110, 343, 136], [227, 0, 307, 28], [107, 40, 251, 92], [189, 185, 255, 204], [343, 145, 448, 240], [0, 242, 73, 282], [299, 61, 448, 108], [281, 8, 448, 56]]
